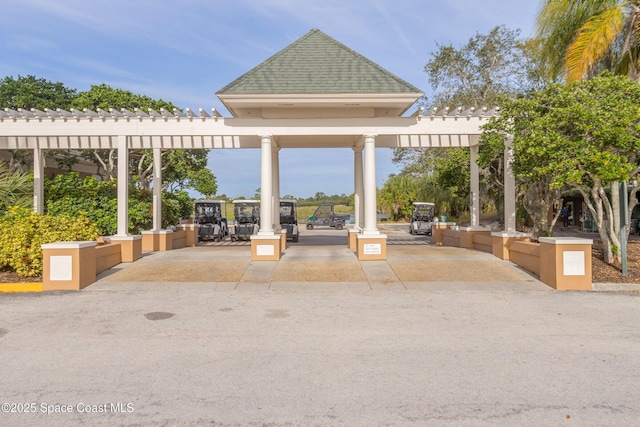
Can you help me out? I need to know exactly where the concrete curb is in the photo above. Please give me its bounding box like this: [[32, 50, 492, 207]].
[[0, 283, 43, 293], [592, 282, 640, 292]]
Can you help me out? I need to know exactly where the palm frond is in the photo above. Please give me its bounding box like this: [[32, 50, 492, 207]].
[[537, 0, 621, 79], [0, 162, 33, 212], [565, 5, 625, 81]]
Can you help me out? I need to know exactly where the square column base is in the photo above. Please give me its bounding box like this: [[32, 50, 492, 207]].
[[250, 235, 282, 261], [491, 232, 531, 260], [539, 237, 593, 290], [142, 230, 174, 252], [348, 229, 360, 250], [176, 224, 198, 247], [281, 229, 288, 251], [110, 235, 143, 262], [356, 234, 387, 261], [41, 241, 97, 291], [432, 222, 453, 246]]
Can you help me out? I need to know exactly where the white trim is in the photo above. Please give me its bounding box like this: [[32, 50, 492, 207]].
[[41, 241, 97, 249], [110, 235, 142, 241], [0, 112, 494, 150], [491, 231, 532, 238], [539, 237, 593, 245]]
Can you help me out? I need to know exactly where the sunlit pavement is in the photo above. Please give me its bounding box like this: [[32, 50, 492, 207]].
[[1, 280, 639, 425], [88, 225, 547, 292], [1, 224, 639, 426]]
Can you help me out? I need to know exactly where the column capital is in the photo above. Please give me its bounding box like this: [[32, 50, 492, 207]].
[[363, 134, 378, 141], [260, 134, 274, 141], [352, 145, 363, 153]]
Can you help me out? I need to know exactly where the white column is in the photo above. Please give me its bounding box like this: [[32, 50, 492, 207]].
[[116, 135, 129, 237], [353, 146, 364, 230], [152, 147, 162, 231], [33, 148, 44, 214], [258, 135, 274, 235], [363, 135, 379, 235], [504, 137, 516, 233], [272, 146, 281, 232], [470, 143, 480, 227]]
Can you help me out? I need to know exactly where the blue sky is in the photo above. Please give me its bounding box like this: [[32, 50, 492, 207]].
[[1, 0, 539, 199]]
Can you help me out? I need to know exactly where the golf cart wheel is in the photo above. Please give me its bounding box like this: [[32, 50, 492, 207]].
[[306, 223, 314, 230], [293, 235, 299, 242], [335, 222, 344, 231]]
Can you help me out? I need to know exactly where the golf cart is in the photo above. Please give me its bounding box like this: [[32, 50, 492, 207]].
[[230, 200, 260, 241], [409, 202, 435, 235], [279, 199, 299, 242], [306, 203, 350, 230], [193, 200, 228, 242]]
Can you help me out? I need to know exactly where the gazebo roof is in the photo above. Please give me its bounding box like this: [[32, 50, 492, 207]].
[[216, 29, 423, 119]]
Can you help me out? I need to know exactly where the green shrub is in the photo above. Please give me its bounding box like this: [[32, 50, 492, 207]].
[[0, 206, 99, 277], [44, 173, 192, 234], [45, 174, 155, 235], [162, 190, 193, 228]]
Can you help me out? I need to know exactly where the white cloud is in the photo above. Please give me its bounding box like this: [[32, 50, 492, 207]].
[[1, 0, 537, 198]]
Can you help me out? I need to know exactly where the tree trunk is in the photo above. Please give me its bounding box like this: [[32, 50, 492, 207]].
[[577, 184, 614, 264], [522, 178, 559, 238], [92, 150, 117, 180], [137, 153, 153, 190], [611, 181, 620, 241], [600, 183, 621, 263]]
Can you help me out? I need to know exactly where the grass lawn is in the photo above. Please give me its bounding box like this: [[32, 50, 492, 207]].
[[297, 205, 353, 223]]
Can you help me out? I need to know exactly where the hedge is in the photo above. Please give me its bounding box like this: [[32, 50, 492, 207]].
[[0, 207, 99, 277]]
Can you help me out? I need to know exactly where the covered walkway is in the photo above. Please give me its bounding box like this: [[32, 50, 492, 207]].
[[0, 29, 517, 263]]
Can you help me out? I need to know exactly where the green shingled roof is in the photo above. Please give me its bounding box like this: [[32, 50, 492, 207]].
[[217, 29, 422, 95]]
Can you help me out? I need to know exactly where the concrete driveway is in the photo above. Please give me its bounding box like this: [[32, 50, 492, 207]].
[[89, 226, 548, 292], [1, 285, 639, 425], [1, 225, 638, 425]]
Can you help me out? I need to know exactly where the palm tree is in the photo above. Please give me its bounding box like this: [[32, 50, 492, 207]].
[[0, 162, 33, 213], [537, 0, 640, 82]]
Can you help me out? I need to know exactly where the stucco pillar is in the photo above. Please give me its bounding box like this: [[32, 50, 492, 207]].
[[116, 135, 129, 237], [504, 137, 516, 233], [470, 143, 480, 227], [272, 146, 281, 232], [152, 147, 162, 231], [33, 148, 44, 214], [363, 134, 379, 235], [353, 146, 364, 230], [258, 135, 274, 235]]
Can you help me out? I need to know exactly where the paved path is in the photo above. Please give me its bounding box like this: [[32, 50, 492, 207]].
[[89, 227, 548, 292]]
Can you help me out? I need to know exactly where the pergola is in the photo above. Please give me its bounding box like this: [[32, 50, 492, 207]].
[[0, 29, 516, 257]]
